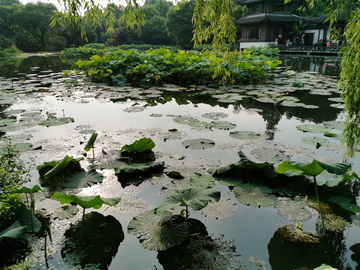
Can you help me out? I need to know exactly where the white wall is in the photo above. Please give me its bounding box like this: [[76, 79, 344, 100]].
[[305, 28, 330, 44], [239, 42, 273, 50]]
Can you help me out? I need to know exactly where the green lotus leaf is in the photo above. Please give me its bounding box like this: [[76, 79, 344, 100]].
[[351, 215, 360, 227], [21, 112, 41, 117], [13, 203, 41, 233], [302, 136, 330, 147], [112, 74, 127, 86], [313, 264, 338, 270], [0, 221, 28, 242], [233, 183, 276, 207], [14, 143, 33, 152], [229, 131, 261, 140], [329, 196, 360, 213], [84, 132, 98, 151], [15, 185, 42, 194], [172, 116, 197, 125], [201, 112, 228, 120], [322, 213, 349, 232], [199, 195, 238, 219], [189, 174, 215, 188], [127, 211, 190, 251], [296, 124, 330, 133], [209, 121, 236, 130], [63, 171, 104, 188], [51, 192, 121, 209], [4, 109, 25, 115], [0, 118, 17, 127], [53, 204, 79, 220], [216, 177, 243, 187], [79, 129, 96, 134], [330, 103, 345, 109], [120, 137, 155, 153], [312, 176, 347, 187], [38, 117, 74, 127], [275, 200, 312, 222], [323, 120, 345, 130], [44, 155, 74, 179], [277, 160, 351, 177], [154, 187, 221, 213], [115, 162, 164, 174], [182, 138, 215, 150]]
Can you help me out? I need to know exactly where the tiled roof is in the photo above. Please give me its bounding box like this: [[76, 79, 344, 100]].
[[234, 13, 309, 24]]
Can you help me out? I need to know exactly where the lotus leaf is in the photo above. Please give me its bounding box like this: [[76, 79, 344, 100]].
[[38, 117, 74, 127], [115, 162, 164, 175], [189, 174, 215, 188], [84, 132, 97, 151], [15, 185, 42, 194], [311, 176, 347, 187], [209, 121, 236, 130], [313, 264, 338, 270], [351, 215, 360, 227], [233, 183, 276, 207], [127, 211, 190, 251], [53, 204, 79, 220], [79, 129, 96, 134], [120, 137, 155, 153], [21, 112, 41, 117], [51, 192, 121, 209], [201, 112, 228, 120], [328, 97, 343, 103], [63, 171, 104, 188], [322, 214, 349, 232], [296, 124, 330, 134], [14, 143, 33, 152], [173, 116, 200, 125], [323, 120, 345, 130], [275, 200, 312, 221], [155, 187, 221, 213], [330, 103, 345, 109], [13, 204, 41, 233], [200, 195, 238, 219], [181, 138, 215, 150], [0, 118, 17, 127], [302, 136, 330, 147], [150, 113, 162, 117], [43, 155, 75, 179], [0, 221, 28, 242], [229, 131, 261, 140], [4, 109, 25, 115], [329, 196, 360, 212], [216, 177, 243, 187], [123, 106, 146, 113]]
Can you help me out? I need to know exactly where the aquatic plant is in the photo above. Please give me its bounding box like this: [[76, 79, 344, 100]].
[[84, 132, 97, 163], [51, 192, 121, 236], [154, 187, 221, 219], [276, 159, 355, 235]]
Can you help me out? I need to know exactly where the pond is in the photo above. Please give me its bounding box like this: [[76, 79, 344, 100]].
[[0, 53, 359, 270]]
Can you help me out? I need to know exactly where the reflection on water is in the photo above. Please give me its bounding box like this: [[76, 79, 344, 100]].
[[280, 54, 341, 77]]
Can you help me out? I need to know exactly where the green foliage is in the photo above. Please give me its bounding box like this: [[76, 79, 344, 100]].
[[165, 0, 195, 49], [243, 46, 280, 56], [154, 187, 221, 214], [84, 132, 98, 151], [120, 137, 155, 153], [0, 221, 28, 243], [64, 47, 279, 87], [0, 139, 29, 225]]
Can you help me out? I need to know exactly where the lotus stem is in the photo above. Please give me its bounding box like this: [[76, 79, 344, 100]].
[[313, 176, 326, 236], [80, 207, 85, 237], [92, 147, 95, 163], [45, 232, 49, 269]]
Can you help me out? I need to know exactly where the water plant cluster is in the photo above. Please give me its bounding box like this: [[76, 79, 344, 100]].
[[62, 46, 280, 88]]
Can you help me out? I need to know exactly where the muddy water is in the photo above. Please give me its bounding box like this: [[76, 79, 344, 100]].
[[1, 54, 359, 270]]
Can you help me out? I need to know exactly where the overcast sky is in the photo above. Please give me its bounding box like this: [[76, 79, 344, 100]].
[[20, 0, 138, 8]]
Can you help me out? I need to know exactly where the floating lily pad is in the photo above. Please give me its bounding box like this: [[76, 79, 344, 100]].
[[296, 124, 330, 134], [328, 97, 343, 102], [323, 121, 345, 130], [200, 195, 238, 219], [229, 131, 261, 140], [189, 174, 215, 188], [351, 215, 360, 227], [21, 112, 41, 117], [123, 106, 146, 113], [209, 121, 236, 130], [302, 137, 330, 147], [0, 118, 17, 127], [53, 204, 79, 220], [201, 112, 228, 120], [275, 200, 312, 222], [63, 171, 104, 188], [79, 129, 96, 134], [233, 183, 276, 207], [216, 177, 243, 187], [14, 143, 33, 152], [182, 138, 215, 150], [322, 214, 349, 232], [4, 109, 25, 115], [38, 117, 74, 127], [150, 113, 162, 117], [330, 103, 345, 109], [127, 211, 190, 251]]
